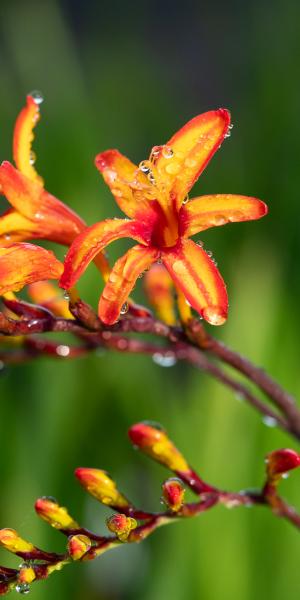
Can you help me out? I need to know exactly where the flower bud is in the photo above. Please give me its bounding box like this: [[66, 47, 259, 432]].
[[266, 448, 300, 479], [162, 478, 185, 512], [106, 514, 137, 542], [75, 468, 129, 508], [35, 497, 78, 530], [18, 564, 36, 584], [128, 422, 189, 472], [67, 535, 91, 560], [0, 529, 35, 554]]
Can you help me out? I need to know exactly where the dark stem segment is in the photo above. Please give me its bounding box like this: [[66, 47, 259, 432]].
[[1, 306, 300, 440]]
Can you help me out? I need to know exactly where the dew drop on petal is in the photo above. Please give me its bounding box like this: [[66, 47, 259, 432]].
[[165, 162, 181, 175], [29, 90, 44, 105], [120, 302, 129, 315], [212, 214, 227, 226], [202, 306, 226, 326], [139, 161, 150, 173], [162, 145, 174, 159], [29, 151, 36, 166]]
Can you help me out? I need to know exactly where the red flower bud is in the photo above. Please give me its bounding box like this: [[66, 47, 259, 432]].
[[266, 448, 300, 478], [67, 535, 91, 561], [128, 422, 189, 472], [162, 478, 185, 512], [106, 513, 137, 542]]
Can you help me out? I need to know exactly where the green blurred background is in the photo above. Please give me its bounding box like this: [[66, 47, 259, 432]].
[[1, 0, 300, 598]]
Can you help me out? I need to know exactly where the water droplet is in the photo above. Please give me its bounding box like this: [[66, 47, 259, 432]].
[[120, 302, 129, 315], [184, 157, 197, 168], [150, 145, 162, 161], [212, 214, 227, 226], [148, 172, 156, 185], [152, 352, 177, 367], [196, 240, 204, 248], [165, 162, 180, 175], [182, 194, 189, 205], [56, 344, 70, 357], [63, 291, 70, 301], [262, 415, 277, 428], [4, 233, 11, 241], [41, 495, 58, 503], [141, 420, 166, 431], [282, 473, 289, 480], [16, 583, 30, 595], [29, 151, 36, 166], [162, 145, 174, 159], [139, 161, 150, 173], [202, 306, 226, 326], [235, 392, 245, 402], [29, 90, 44, 105]]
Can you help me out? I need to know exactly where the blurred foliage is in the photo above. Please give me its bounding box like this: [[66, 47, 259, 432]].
[[0, 0, 300, 598]]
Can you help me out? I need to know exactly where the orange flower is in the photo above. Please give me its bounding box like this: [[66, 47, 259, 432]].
[[61, 110, 267, 325], [0, 94, 108, 276]]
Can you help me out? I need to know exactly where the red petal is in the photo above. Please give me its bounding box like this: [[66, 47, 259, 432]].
[[0, 243, 63, 295], [155, 110, 231, 208], [95, 150, 157, 221], [61, 219, 151, 289], [99, 245, 159, 324], [162, 238, 228, 325], [180, 194, 268, 236]]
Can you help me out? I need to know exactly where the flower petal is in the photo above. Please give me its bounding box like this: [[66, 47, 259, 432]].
[[0, 243, 63, 295], [180, 194, 268, 236], [0, 162, 85, 244], [95, 150, 156, 220], [99, 245, 159, 324], [13, 94, 43, 185], [162, 238, 228, 325], [155, 110, 231, 208], [0, 208, 37, 245], [61, 218, 151, 289], [143, 264, 176, 325], [27, 280, 73, 318]]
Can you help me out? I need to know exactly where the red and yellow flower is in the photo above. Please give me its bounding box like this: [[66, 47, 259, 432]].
[[0, 94, 109, 272], [61, 110, 267, 325]]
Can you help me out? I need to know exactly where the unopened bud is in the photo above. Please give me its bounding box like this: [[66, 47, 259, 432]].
[[18, 564, 36, 584], [0, 529, 35, 554], [162, 478, 185, 512], [128, 422, 189, 472], [67, 534, 91, 560], [106, 513, 137, 542], [75, 468, 129, 508], [266, 448, 300, 479], [35, 497, 78, 530]]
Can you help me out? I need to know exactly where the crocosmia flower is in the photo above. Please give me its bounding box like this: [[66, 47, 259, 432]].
[[0, 94, 108, 276], [61, 110, 268, 325]]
